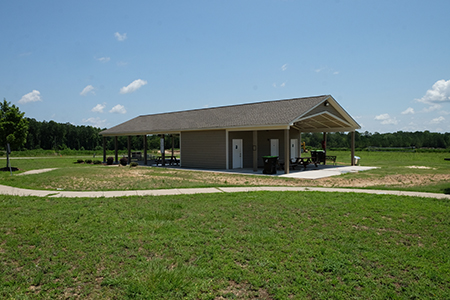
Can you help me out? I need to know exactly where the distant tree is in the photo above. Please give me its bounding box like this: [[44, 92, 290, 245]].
[[0, 99, 29, 167]]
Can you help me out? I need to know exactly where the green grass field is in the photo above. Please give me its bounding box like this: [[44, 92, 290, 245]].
[[1, 191, 449, 299], [1, 151, 449, 194]]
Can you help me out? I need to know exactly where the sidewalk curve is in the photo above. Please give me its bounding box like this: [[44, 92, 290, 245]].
[[0, 184, 448, 199]]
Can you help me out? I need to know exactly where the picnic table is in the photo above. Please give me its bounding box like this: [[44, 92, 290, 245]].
[[154, 155, 180, 166], [290, 157, 318, 170]]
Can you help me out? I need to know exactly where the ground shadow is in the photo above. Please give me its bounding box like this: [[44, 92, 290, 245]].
[[0, 167, 19, 172]]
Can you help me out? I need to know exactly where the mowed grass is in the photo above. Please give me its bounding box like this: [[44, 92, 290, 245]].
[[1, 191, 449, 299], [1, 151, 450, 193]]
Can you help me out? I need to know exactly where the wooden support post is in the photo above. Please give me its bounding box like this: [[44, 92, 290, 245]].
[[284, 129, 289, 174], [252, 130, 258, 172], [160, 135, 165, 166], [101, 137, 106, 163], [114, 136, 118, 164], [144, 135, 148, 165], [323, 132, 327, 165], [171, 135, 174, 158], [351, 131, 355, 166], [298, 131, 302, 158], [127, 136, 131, 165]]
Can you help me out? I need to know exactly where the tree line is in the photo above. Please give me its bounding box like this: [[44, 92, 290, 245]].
[[21, 119, 450, 151]]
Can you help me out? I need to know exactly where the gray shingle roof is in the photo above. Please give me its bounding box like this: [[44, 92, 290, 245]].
[[100, 95, 355, 135]]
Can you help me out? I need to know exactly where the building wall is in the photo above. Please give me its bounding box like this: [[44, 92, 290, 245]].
[[228, 131, 253, 168], [180, 130, 226, 169]]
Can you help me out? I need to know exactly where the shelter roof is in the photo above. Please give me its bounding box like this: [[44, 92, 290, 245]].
[[100, 95, 360, 136]]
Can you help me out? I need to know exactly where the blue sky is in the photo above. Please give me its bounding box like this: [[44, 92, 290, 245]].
[[1, 0, 450, 133]]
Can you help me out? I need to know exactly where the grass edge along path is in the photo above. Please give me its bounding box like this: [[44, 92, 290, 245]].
[[1, 191, 449, 299], [1, 184, 450, 199]]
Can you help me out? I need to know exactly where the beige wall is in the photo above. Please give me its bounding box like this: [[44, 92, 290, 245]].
[[228, 131, 253, 168], [180, 130, 226, 169]]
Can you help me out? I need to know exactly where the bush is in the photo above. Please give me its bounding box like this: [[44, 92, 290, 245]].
[[93, 160, 102, 165], [130, 162, 138, 167], [85, 159, 93, 164], [76, 159, 84, 164], [106, 157, 114, 165], [119, 157, 127, 166]]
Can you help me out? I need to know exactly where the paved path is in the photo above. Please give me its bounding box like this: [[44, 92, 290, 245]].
[[0, 184, 448, 199]]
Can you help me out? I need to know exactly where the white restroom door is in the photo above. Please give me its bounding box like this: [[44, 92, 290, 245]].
[[232, 139, 243, 169], [290, 139, 298, 160], [270, 139, 279, 157]]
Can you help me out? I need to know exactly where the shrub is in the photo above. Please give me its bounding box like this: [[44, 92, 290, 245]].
[[76, 159, 84, 164], [130, 162, 138, 167], [106, 157, 114, 165], [119, 157, 127, 166], [85, 159, 93, 164], [93, 160, 102, 165]]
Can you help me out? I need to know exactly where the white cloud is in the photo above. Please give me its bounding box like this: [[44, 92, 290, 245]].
[[281, 64, 288, 71], [109, 104, 126, 114], [422, 104, 442, 113], [115, 32, 127, 41], [280, 82, 286, 87], [91, 103, 105, 113], [96, 57, 110, 63], [374, 113, 398, 125], [80, 85, 95, 96], [401, 107, 415, 115], [19, 90, 42, 104], [417, 79, 450, 105], [120, 79, 147, 94], [333, 71, 340, 75], [82, 117, 107, 128], [430, 116, 445, 124]]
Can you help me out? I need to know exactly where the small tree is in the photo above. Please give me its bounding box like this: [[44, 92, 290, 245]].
[[0, 99, 29, 168]]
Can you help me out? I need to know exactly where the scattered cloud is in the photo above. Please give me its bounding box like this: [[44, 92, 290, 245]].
[[82, 117, 107, 128], [96, 57, 110, 63], [272, 82, 286, 88], [117, 61, 128, 67], [430, 116, 445, 124], [19, 90, 42, 104], [401, 107, 415, 115], [120, 79, 147, 94], [417, 79, 450, 105], [374, 113, 398, 125], [281, 64, 288, 71], [109, 104, 126, 114], [115, 32, 127, 41], [422, 104, 442, 113], [91, 103, 106, 113], [80, 85, 95, 96], [19, 52, 32, 57], [314, 67, 339, 75]]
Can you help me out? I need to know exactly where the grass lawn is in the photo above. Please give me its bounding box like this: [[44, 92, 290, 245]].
[[1, 191, 449, 299], [1, 151, 450, 194]]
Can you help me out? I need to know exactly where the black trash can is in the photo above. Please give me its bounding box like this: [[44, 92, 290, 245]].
[[262, 156, 278, 174]]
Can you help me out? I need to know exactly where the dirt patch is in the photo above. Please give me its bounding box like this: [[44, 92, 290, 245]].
[[317, 173, 450, 188], [406, 166, 435, 170], [215, 281, 273, 300]]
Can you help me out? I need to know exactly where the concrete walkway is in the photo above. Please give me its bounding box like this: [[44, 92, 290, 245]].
[[0, 184, 448, 199]]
